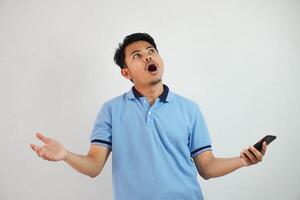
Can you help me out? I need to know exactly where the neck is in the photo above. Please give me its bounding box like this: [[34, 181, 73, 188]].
[[134, 82, 164, 105]]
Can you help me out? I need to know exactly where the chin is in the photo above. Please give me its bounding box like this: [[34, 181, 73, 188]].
[[150, 78, 162, 86]]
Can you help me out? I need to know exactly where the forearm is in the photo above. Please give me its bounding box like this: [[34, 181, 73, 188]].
[[63, 150, 100, 178], [202, 156, 245, 179]]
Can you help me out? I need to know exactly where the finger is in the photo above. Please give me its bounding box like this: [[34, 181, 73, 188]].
[[261, 142, 267, 156], [39, 150, 50, 160], [30, 144, 36, 151], [241, 151, 250, 161], [30, 143, 47, 158], [240, 152, 251, 166], [38, 147, 47, 157], [38, 149, 46, 157], [43, 153, 50, 161], [36, 132, 51, 144], [30, 144, 39, 153], [249, 146, 263, 162], [33, 145, 44, 157], [35, 148, 42, 157], [39, 150, 44, 157], [243, 148, 257, 163], [240, 151, 251, 162], [40, 153, 47, 159]]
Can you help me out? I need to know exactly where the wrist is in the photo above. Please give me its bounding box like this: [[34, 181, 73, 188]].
[[63, 149, 70, 162], [239, 155, 248, 168]]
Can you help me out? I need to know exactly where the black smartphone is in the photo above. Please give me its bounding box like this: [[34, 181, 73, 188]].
[[253, 135, 277, 151]]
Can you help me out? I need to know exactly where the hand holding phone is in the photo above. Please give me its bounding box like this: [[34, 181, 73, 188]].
[[240, 135, 276, 166]]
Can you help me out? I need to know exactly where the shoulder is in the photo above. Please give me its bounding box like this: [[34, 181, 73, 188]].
[[97, 91, 129, 111], [170, 91, 201, 111]]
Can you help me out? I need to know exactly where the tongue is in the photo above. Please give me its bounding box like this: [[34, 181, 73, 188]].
[[148, 64, 157, 72]]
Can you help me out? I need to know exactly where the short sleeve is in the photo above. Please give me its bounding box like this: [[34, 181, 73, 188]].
[[90, 103, 112, 149], [188, 104, 212, 157]]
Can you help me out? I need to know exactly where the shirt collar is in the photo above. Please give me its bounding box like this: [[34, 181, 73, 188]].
[[129, 84, 171, 102]]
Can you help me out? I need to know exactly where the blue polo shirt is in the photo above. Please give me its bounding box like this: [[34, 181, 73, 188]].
[[90, 85, 212, 200]]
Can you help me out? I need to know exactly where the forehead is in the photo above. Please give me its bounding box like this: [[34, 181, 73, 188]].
[[124, 40, 153, 55]]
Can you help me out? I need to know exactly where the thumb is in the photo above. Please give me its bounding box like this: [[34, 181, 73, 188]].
[[261, 141, 267, 156], [36, 132, 51, 144]]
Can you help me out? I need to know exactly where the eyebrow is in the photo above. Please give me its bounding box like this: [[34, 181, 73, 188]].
[[130, 46, 154, 56]]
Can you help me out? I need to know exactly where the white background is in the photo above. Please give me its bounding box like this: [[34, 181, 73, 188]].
[[0, 0, 299, 199]]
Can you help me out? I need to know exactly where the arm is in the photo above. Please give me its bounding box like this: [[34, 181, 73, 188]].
[[30, 132, 111, 178], [64, 145, 111, 178], [193, 142, 267, 180]]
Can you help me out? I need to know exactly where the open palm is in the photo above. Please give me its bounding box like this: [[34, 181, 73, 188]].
[[30, 132, 67, 161]]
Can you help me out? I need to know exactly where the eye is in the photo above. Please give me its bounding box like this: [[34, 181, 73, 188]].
[[133, 53, 141, 59], [148, 48, 156, 54]]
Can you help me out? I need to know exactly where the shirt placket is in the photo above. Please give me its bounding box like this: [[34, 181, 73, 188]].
[[140, 97, 160, 126]]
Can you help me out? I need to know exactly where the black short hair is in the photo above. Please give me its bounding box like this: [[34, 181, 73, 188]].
[[113, 33, 158, 69]]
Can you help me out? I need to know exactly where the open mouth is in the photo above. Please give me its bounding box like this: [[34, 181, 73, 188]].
[[147, 64, 158, 72]]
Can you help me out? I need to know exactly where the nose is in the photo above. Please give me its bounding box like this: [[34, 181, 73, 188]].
[[145, 56, 152, 62]]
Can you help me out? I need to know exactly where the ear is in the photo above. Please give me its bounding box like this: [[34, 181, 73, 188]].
[[121, 68, 132, 80]]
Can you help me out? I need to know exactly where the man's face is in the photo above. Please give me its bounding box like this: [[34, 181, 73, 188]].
[[122, 40, 164, 87]]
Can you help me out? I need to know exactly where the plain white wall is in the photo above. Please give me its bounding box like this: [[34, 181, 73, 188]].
[[1, 0, 299, 199]]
